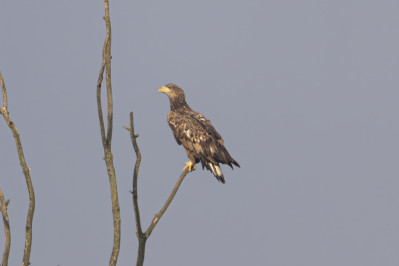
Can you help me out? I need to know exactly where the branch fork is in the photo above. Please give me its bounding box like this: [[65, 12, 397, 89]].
[[125, 112, 190, 266]]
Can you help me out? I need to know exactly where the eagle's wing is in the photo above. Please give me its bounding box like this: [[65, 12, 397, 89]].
[[167, 111, 214, 158], [167, 110, 237, 167], [185, 110, 225, 145]]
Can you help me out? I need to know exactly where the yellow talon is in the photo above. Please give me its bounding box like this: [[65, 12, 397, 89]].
[[184, 161, 196, 172]]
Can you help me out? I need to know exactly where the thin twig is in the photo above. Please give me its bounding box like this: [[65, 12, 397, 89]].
[[0, 72, 35, 266], [0, 73, 7, 110], [96, 59, 106, 144], [0, 189, 11, 266], [126, 113, 143, 236], [125, 112, 190, 266], [124, 113, 145, 265], [96, 1, 121, 265]]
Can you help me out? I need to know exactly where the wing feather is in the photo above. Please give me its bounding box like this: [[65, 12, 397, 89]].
[[167, 110, 238, 168]]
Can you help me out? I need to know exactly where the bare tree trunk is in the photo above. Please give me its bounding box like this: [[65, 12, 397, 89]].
[[96, 1, 121, 265]]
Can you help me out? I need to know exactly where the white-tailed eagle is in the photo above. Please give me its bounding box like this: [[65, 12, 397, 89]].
[[158, 83, 240, 183]]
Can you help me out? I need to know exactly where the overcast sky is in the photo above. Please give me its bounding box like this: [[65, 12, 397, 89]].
[[1, 0, 399, 265]]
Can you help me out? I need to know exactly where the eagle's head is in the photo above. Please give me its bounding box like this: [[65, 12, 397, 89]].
[[158, 83, 189, 110], [158, 83, 185, 99]]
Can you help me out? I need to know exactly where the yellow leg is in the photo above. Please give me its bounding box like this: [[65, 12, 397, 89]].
[[183, 161, 196, 172]]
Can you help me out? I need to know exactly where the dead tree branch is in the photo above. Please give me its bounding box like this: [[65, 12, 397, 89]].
[[124, 113, 145, 265], [0, 72, 35, 266], [125, 113, 143, 236], [124, 112, 190, 266], [96, 1, 121, 265], [144, 169, 189, 238], [0, 189, 11, 266]]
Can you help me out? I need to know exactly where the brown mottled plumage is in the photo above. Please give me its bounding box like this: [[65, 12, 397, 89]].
[[158, 83, 240, 183]]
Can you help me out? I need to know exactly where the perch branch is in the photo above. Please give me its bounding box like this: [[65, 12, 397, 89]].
[[0, 72, 35, 266], [0, 189, 11, 266], [125, 112, 190, 266], [96, 1, 120, 265], [145, 169, 189, 238]]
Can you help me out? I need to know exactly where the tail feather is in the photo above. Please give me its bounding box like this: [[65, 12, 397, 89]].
[[232, 160, 240, 168], [208, 163, 225, 183], [216, 146, 240, 169], [227, 159, 240, 169]]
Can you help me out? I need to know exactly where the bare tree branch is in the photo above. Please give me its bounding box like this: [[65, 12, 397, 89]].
[[0, 72, 35, 266], [96, 59, 106, 144], [144, 169, 189, 238], [96, 1, 121, 265], [124, 113, 190, 266], [0, 74, 7, 110], [0, 189, 11, 266], [124, 112, 145, 265], [125, 113, 143, 236]]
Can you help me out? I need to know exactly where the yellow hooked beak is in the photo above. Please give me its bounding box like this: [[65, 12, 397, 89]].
[[158, 86, 170, 93]]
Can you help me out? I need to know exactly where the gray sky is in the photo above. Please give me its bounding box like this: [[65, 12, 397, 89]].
[[1, 0, 399, 265]]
